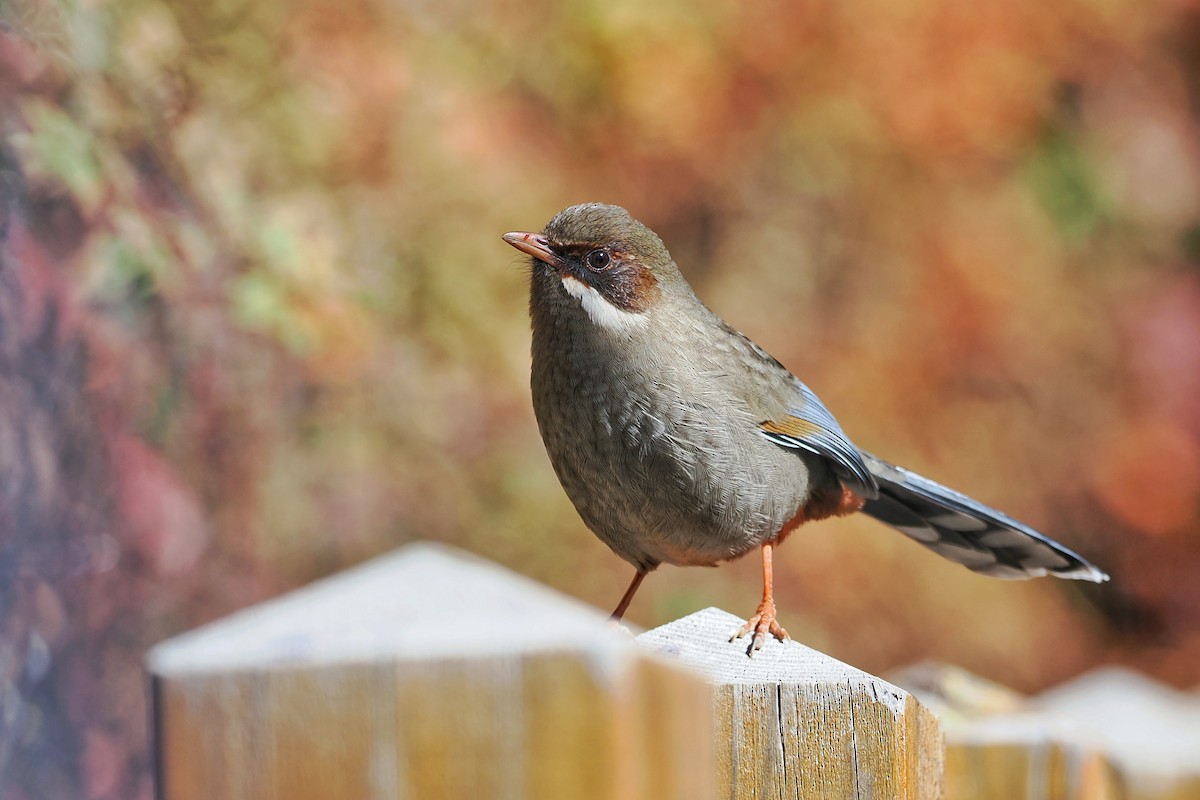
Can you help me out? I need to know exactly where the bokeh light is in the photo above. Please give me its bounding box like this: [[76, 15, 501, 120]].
[[3, 0, 1199, 796]]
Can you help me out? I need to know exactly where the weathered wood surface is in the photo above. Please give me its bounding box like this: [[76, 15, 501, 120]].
[[1034, 667, 1200, 800], [942, 715, 1120, 800], [149, 543, 715, 800], [638, 607, 945, 799], [889, 661, 1200, 800], [890, 662, 1117, 800]]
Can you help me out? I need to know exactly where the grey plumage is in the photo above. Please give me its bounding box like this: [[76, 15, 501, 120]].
[[512, 202, 1107, 600], [528, 218, 829, 571]]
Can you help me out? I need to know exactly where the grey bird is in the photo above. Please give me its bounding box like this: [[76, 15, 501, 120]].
[[504, 203, 1108, 654]]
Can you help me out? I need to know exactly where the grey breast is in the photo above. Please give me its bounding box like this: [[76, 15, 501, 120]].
[[532, 292, 815, 570]]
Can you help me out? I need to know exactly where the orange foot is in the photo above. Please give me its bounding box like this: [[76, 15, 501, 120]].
[[729, 599, 790, 655]]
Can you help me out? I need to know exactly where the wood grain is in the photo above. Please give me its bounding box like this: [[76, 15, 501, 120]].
[[638, 607, 945, 799], [150, 543, 715, 800]]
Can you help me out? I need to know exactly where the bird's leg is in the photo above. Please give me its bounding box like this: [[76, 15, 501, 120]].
[[730, 541, 790, 653], [610, 569, 646, 623]]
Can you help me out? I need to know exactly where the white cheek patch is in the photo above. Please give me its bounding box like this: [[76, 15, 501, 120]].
[[561, 276, 648, 333]]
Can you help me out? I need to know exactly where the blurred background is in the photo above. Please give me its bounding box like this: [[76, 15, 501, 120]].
[[2, 0, 1199, 796]]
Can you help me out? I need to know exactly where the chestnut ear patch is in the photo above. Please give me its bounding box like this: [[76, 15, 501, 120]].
[[586, 249, 660, 313], [553, 243, 661, 314], [623, 258, 661, 311]]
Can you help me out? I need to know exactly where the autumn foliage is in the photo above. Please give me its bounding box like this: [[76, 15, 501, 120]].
[[2, 0, 1200, 796]]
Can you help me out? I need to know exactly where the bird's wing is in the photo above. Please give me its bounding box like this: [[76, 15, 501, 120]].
[[758, 382, 880, 499], [859, 451, 1109, 582]]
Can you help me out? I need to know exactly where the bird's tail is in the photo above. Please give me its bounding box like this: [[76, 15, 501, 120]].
[[858, 452, 1109, 582]]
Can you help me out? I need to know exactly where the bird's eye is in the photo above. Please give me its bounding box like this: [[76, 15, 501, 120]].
[[586, 249, 611, 271]]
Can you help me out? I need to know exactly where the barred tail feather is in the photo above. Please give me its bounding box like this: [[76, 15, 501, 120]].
[[858, 452, 1109, 582]]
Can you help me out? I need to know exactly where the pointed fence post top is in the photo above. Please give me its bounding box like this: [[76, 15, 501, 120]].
[[149, 543, 717, 800], [638, 606, 944, 800], [149, 542, 627, 677], [638, 607, 907, 702]]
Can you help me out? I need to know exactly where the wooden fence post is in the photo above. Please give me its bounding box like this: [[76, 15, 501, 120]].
[[638, 607, 945, 799], [889, 662, 1122, 800], [940, 718, 1120, 800], [148, 544, 715, 800], [1034, 667, 1200, 799]]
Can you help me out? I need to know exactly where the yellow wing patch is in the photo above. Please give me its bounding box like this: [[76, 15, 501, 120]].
[[760, 416, 826, 439]]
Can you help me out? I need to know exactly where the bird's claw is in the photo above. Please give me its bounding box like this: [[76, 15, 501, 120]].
[[729, 601, 789, 656], [607, 617, 634, 638]]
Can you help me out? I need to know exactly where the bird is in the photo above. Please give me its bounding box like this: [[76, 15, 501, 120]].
[[503, 203, 1108, 655]]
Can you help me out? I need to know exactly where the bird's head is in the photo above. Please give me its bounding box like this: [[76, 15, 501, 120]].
[[504, 203, 690, 332]]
